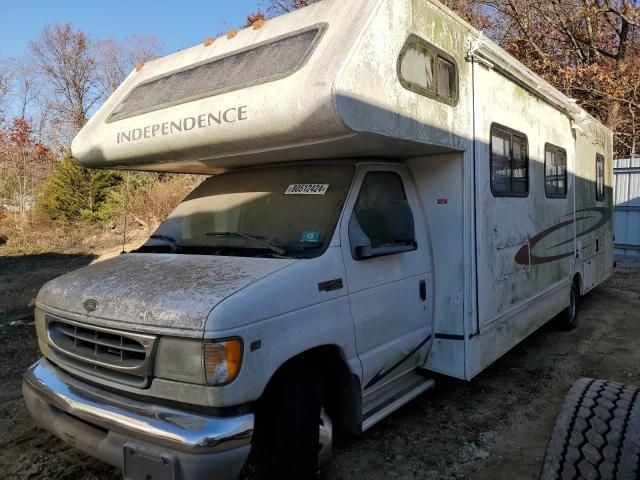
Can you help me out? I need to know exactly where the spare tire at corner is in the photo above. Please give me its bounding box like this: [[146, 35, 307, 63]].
[[540, 378, 640, 480]]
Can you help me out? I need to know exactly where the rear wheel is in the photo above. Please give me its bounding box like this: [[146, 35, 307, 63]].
[[557, 280, 579, 331], [540, 378, 640, 480]]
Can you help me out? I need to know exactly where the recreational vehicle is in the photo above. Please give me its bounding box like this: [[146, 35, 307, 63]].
[[22, 0, 614, 478]]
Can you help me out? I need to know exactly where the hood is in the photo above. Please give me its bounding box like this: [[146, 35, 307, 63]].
[[37, 253, 296, 335]]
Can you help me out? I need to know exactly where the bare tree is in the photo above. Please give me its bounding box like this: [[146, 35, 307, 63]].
[[0, 59, 14, 121], [14, 59, 42, 119], [260, 0, 321, 15], [95, 35, 162, 94], [440, 0, 493, 29], [30, 23, 100, 134], [29, 23, 161, 145]]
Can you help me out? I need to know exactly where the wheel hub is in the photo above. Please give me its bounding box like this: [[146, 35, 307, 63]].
[[318, 408, 333, 467]]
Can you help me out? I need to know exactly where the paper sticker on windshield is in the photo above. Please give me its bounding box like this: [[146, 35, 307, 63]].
[[285, 184, 329, 195], [300, 231, 321, 242]]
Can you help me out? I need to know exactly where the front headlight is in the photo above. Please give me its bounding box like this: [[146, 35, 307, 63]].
[[154, 337, 243, 386]]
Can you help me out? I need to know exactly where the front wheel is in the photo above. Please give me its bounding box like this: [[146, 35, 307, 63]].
[[252, 363, 332, 479]]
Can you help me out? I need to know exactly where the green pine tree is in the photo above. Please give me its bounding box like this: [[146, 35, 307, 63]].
[[37, 155, 123, 223]]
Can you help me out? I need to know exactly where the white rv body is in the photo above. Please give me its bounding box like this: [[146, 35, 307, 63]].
[[24, 0, 614, 478]]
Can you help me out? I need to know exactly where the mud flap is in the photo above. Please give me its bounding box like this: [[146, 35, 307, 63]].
[[123, 443, 177, 480]]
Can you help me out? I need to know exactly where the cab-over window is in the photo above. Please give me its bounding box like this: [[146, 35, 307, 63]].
[[398, 34, 459, 106]]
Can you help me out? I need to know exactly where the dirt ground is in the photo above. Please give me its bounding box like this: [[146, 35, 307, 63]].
[[0, 258, 639, 480]]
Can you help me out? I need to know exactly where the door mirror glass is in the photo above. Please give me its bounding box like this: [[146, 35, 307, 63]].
[[349, 172, 417, 260]]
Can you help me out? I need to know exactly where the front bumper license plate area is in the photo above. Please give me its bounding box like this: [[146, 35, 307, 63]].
[[124, 444, 177, 480]]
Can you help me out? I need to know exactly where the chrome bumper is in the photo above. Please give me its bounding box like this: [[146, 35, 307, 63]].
[[23, 358, 253, 479]]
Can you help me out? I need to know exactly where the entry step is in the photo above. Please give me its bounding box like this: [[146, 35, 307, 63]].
[[362, 371, 435, 431]]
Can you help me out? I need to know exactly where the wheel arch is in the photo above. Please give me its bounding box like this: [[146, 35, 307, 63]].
[[572, 272, 583, 295], [258, 344, 363, 434]]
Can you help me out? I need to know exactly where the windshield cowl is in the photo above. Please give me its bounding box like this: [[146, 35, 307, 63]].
[[136, 243, 298, 259]]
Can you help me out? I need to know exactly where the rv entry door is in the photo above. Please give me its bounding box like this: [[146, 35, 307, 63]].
[[340, 164, 432, 392]]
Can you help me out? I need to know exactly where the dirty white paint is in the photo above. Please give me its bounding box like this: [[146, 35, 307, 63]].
[[37, 254, 297, 334], [51, 0, 615, 411]]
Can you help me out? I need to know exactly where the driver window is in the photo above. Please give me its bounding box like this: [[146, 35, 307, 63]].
[[353, 172, 415, 249]]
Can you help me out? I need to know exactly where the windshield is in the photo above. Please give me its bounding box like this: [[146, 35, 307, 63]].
[[140, 163, 355, 258]]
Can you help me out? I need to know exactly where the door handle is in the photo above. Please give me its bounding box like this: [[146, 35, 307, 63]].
[[419, 280, 427, 301]]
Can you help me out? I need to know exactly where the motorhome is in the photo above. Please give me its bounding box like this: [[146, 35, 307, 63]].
[[22, 0, 614, 478]]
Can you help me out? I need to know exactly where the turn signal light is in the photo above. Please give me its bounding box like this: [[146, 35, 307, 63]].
[[203, 339, 243, 385]]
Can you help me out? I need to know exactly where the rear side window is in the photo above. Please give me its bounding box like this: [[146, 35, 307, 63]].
[[354, 172, 415, 249], [398, 34, 458, 106], [490, 125, 529, 197], [596, 153, 605, 201], [545, 144, 568, 198], [108, 25, 326, 122]]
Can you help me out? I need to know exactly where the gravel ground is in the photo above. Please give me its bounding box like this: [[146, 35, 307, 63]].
[[1, 257, 639, 480]]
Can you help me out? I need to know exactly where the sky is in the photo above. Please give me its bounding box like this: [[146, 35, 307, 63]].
[[0, 0, 263, 59]]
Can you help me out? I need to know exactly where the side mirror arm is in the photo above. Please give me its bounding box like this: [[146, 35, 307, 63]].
[[349, 213, 372, 260]]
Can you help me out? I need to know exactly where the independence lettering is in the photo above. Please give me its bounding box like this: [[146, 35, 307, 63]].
[[116, 106, 248, 144]]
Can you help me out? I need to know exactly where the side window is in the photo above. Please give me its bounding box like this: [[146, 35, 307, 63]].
[[399, 42, 434, 91], [490, 125, 529, 197], [596, 153, 605, 201], [398, 34, 458, 106], [544, 144, 568, 198], [436, 56, 456, 99], [349, 172, 417, 259]]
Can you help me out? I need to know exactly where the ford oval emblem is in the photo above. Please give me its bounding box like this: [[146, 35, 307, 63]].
[[83, 299, 98, 312]]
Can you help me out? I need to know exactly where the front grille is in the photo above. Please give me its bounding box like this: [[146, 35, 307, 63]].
[[46, 315, 157, 388]]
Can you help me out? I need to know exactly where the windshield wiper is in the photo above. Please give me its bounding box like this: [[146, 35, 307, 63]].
[[205, 232, 287, 256], [149, 234, 179, 252]]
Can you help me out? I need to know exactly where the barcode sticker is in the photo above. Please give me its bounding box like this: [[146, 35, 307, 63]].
[[284, 184, 329, 195]]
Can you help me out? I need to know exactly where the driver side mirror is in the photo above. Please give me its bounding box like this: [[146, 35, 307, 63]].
[[348, 200, 417, 260]]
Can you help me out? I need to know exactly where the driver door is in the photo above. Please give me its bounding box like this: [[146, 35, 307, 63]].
[[340, 164, 432, 392]]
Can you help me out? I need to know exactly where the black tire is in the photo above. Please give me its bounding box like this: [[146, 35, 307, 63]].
[[557, 280, 579, 331], [253, 362, 323, 480], [540, 378, 640, 480]]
